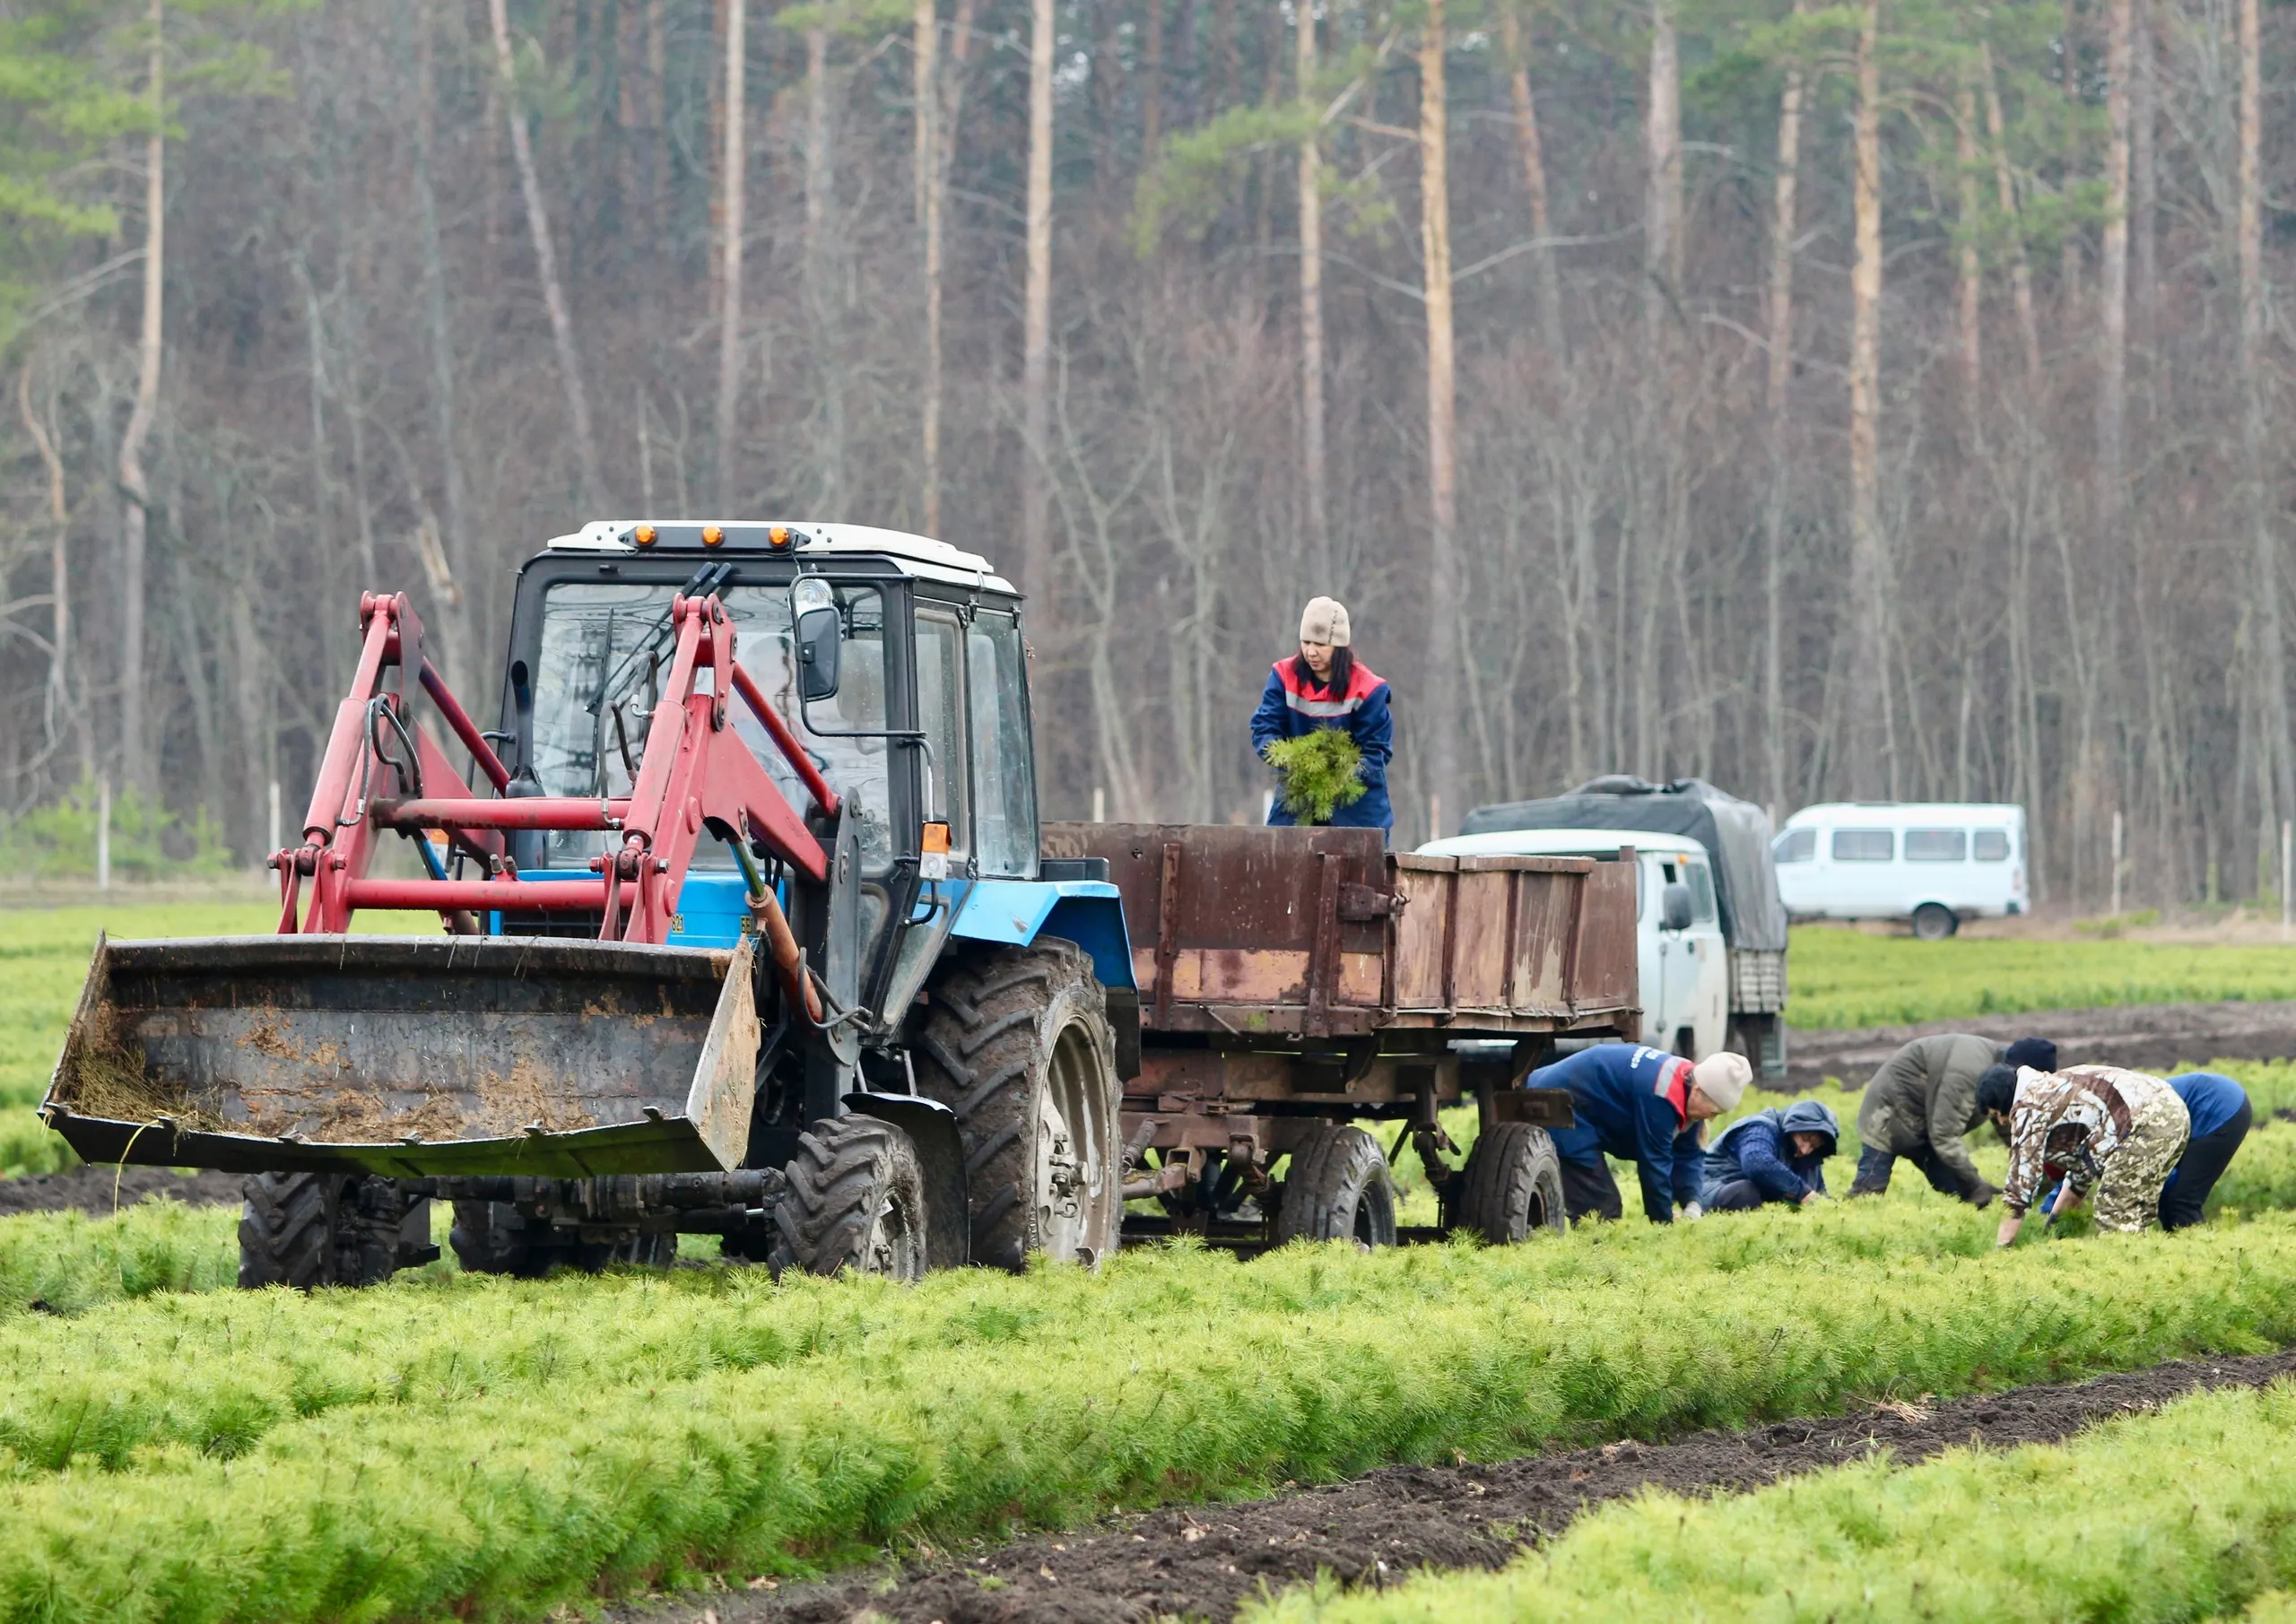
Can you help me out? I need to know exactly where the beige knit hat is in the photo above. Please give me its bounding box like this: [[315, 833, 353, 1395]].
[[1300, 596, 1352, 647], [1691, 1052, 1752, 1113]]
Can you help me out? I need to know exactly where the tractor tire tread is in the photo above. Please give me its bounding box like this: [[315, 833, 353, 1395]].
[[768, 1116, 925, 1280], [911, 940, 1120, 1271], [1275, 1125, 1398, 1247]]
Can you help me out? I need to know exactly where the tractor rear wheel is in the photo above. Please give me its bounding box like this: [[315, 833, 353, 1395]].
[[1451, 1123, 1568, 1243], [1275, 1126, 1398, 1248], [911, 941, 1123, 1270], [239, 1172, 422, 1290], [767, 1115, 928, 1281], [448, 1203, 674, 1277]]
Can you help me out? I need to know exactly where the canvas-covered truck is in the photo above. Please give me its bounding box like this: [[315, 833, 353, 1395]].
[[42, 521, 1639, 1284], [1457, 777, 1791, 1079]]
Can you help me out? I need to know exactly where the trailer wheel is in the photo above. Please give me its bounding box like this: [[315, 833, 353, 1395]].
[[1451, 1123, 1568, 1243], [768, 1115, 929, 1281], [239, 1173, 409, 1290], [1274, 1126, 1398, 1247], [911, 941, 1123, 1271], [449, 1203, 674, 1277]]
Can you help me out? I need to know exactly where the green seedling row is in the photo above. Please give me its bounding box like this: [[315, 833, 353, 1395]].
[[7, 1201, 2296, 1618], [1250, 1378, 2296, 1623], [1787, 928, 2296, 1030]]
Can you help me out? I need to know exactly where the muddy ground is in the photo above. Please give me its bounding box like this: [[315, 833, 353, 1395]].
[[0, 1163, 243, 1217], [1781, 998, 2296, 1093], [629, 1348, 2296, 1624]]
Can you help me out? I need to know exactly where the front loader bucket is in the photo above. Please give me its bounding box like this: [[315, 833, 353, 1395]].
[[41, 935, 761, 1178]]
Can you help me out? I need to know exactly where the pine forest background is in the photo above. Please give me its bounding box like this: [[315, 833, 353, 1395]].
[[0, 0, 2289, 910]]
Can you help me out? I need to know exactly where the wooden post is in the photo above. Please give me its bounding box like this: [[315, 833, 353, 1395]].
[[1092, 786, 1106, 824], [97, 777, 111, 891], [268, 779, 282, 859], [2110, 810, 2124, 917], [2282, 820, 2291, 938]]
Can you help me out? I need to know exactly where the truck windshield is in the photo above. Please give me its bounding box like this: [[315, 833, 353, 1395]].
[[526, 580, 895, 875]]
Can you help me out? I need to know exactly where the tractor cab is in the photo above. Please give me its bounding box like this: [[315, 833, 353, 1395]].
[[495, 520, 1050, 1016]]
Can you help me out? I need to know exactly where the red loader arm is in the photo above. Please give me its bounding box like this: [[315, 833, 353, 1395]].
[[274, 591, 835, 943]]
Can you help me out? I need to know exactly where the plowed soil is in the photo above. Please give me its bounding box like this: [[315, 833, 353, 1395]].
[[0, 1164, 242, 1217], [1782, 998, 2296, 1093], [641, 1348, 2296, 1624]]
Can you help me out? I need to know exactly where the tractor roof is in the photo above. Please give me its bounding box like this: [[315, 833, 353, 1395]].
[[543, 519, 1014, 594]]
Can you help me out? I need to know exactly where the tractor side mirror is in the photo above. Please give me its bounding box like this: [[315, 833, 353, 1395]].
[[796, 605, 842, 701], [1660, 882, 1693, 933]]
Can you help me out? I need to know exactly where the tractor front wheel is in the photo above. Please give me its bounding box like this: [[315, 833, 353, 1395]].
[[911, 941, 1124, 1270], [239, 1172, 430, 1290], [767, 1115, 929, 1281]]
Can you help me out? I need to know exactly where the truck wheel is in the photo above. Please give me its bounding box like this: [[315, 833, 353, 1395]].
[[449, 1203, 674, 1277], [239, 1172, 407, 1290], [1275, 1125, 1398, 1247], [1912, 903, 1959, 942], [912, 941, 1123, 1270], [768, 1115, 929, 1281], [1451, 1123, 1568, 1244]]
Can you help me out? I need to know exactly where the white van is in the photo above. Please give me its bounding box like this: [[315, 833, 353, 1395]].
[[1773, 803, 2028, 940], [1418, 829, 1729, 1059]]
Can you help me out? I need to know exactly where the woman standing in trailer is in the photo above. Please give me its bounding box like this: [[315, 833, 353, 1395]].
[[1249, 596, 1394, 835]]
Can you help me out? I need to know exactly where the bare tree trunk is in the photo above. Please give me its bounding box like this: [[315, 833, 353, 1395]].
[[20, 363, 81, 775], [1499, 4, 1563, 357], [1421, 0, 1460, 828], [1955, 74, 1983, 429], [1297, 2, 1328, 563], [2133, 0, 2158, 356], [412, 0, 472, 680], [1643, 2, 1681, 333], [2239, 0, 2293, 824], [2061, 0, 2084, 311], [1143, 0, 1163, 153], [916, 0, 940, 531], [117, 0, 164, 794], [1763, 7, 1806, 814], [1021, 0, 1055, 604], [1845, 0, 1887, 799], [804, 24, 846, 509], [1984, 45, 2044, 388], [2099, 0, 2131, 533], [716, 0, 747, 508], [488, 0, 605, 512]]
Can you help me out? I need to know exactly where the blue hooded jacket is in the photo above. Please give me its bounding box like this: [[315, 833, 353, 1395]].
[[1700, 1099, 1840, 1207], [2167, 1072, 2248, 1140], [1249, 656, 1394, 831], [1530, 1044, 1704, 1223]]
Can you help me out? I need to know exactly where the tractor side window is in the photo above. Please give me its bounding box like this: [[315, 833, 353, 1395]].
[[914, 608, 970, 857], [968, 612, 1036, 878]]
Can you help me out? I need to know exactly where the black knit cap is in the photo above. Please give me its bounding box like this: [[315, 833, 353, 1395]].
[[2003, 1038, 2058, 1073]]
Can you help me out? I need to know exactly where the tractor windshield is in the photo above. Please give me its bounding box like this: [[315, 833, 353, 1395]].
[[526, 580, 895, 876]]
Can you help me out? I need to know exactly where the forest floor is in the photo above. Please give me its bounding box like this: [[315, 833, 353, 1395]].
[[1780, 997, 2296, 1091], [630, 1349, 2296, 1624]]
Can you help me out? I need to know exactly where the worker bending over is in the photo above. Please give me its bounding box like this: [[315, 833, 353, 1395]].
[[1848, 1034, 2059, 1206], [1982, 1063, 2190, 1245], [1530, 1045, 1752, 1224], [1700, 1099, 1841, 1212], [2159, 1071, 2253, 1231]]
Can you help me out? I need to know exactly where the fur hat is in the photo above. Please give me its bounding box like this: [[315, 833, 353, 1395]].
[[1691, 1052, 1752, 1113], [1300, 596, 1352, 647]]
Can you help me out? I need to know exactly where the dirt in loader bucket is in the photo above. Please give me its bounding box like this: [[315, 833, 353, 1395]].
[[44, 934, 762, 1179]]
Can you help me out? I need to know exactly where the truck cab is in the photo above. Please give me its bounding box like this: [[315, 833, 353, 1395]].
[[1419, 829, 1729, 1058]]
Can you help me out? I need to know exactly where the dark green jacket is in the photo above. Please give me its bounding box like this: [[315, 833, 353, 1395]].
[[1855, 1034, 2003, 1189]]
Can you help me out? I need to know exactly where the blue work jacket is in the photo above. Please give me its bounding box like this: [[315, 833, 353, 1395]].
[[1249, 657, 1394, 831], [1530, 1044, 1703, 1223]]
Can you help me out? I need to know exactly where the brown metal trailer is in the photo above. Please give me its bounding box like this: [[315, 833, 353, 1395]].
[[1039, 823, 1641, 1248]]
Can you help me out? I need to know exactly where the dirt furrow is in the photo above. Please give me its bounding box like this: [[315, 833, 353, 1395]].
[[0, 1164, 243, 1217], [633, 1348, 2296, 1624]]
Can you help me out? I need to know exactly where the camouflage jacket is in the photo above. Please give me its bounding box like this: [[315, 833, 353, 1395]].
[[2002, 1064, 2181, 1214]]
